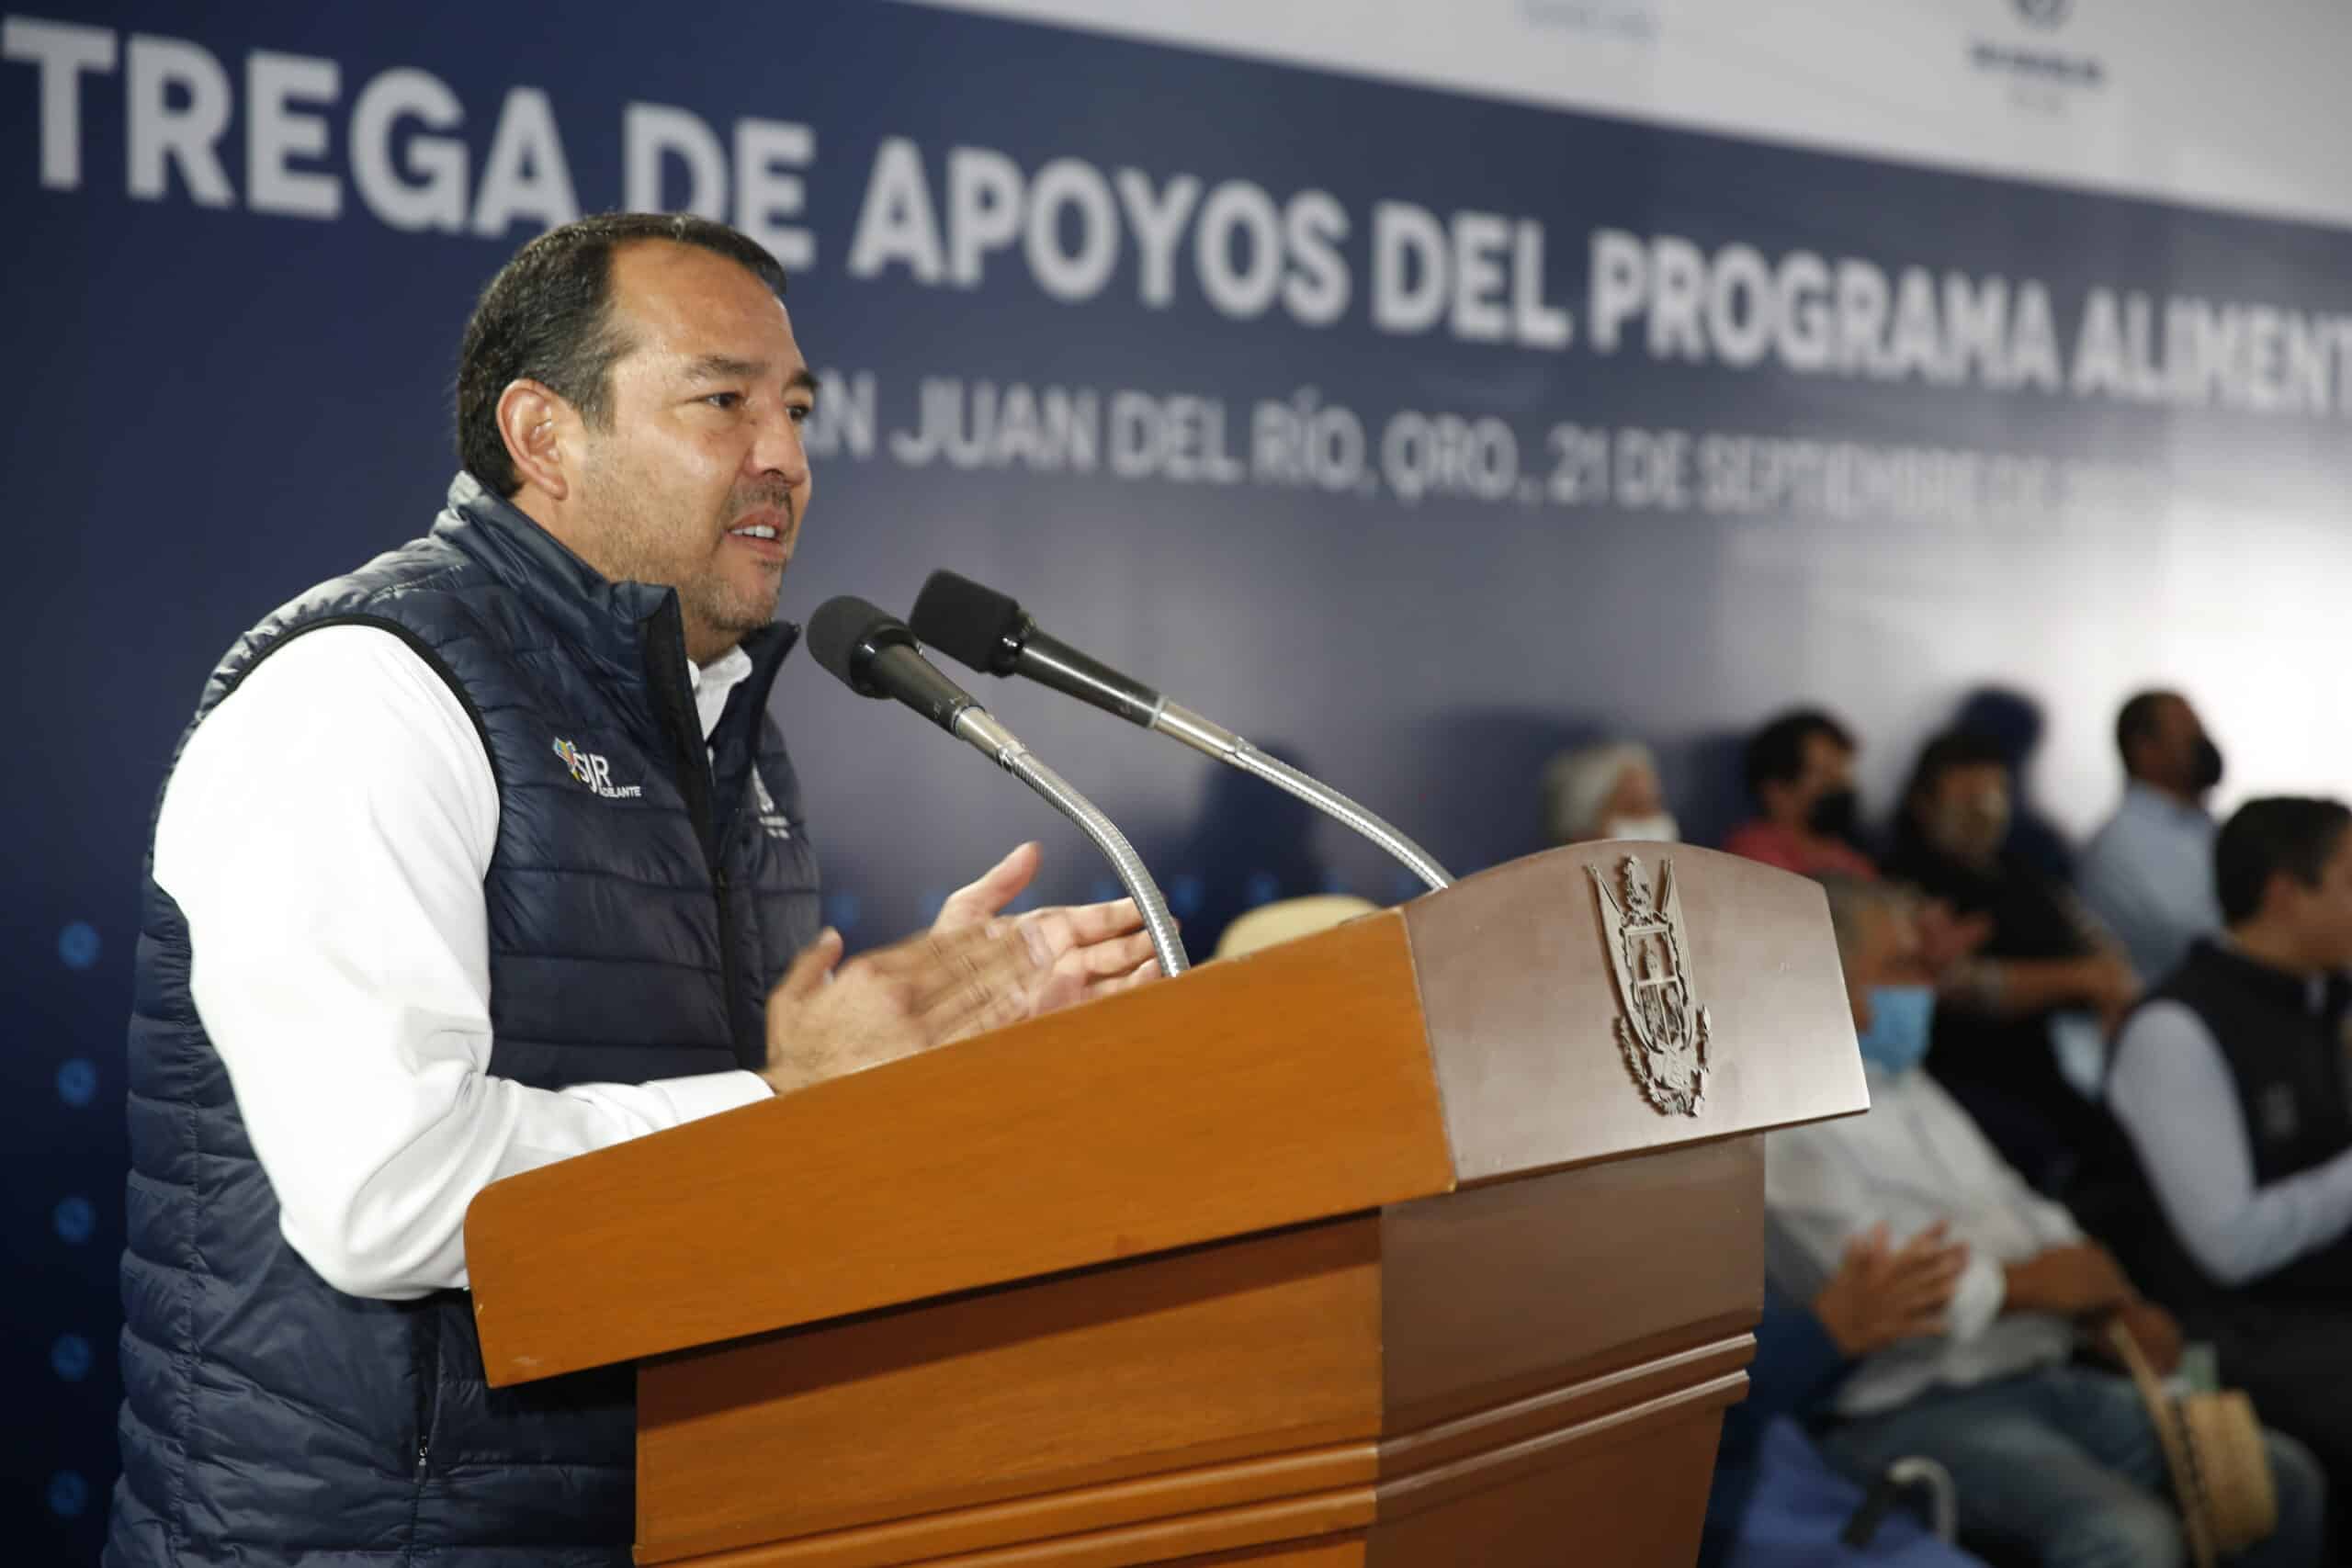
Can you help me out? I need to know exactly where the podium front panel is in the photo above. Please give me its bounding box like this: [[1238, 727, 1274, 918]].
[[1403, 843, 1866, 1185]]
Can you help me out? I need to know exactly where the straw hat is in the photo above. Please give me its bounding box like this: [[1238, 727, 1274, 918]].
[[1213, 895, 1380, 959], [2104, 1320, 2277, 1566]]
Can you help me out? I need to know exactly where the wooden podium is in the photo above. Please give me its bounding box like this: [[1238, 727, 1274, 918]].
[[466, 844, 1866, 1566]]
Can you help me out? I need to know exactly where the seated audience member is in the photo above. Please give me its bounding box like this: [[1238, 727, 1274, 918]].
[[2078, 691, 2227, 982], [1725, 708, 1878, 878], [1953, 685, 2076, 885], [2107, 797, 2352, 1521], [1702, 1226, 1978, 1567], [1885, 731, 2139, 1194], [1544, 739, 1679, 845], [1769, 878, 2325, 1568]]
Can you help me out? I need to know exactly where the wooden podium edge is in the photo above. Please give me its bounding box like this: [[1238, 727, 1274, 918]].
[[471, 911, 1457, 1386], [635, 1331, 1753, 1567]]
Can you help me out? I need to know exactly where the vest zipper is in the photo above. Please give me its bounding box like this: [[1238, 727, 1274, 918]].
[[413, 1307, 443, 1486], [713, 864, 742, 1062], [643, 603, 753, 1065]]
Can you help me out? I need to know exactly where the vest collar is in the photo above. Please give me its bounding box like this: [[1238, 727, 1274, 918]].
[[2191, 937, 2335, 1017], [435, 469, 797, 723]]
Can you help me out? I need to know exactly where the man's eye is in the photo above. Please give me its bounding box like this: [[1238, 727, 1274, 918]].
[[704, 392, 741, 410], [787, 402, 814, 424]]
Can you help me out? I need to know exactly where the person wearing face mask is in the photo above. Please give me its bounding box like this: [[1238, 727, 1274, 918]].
[[1884, 731, 2141, 1196], [1543, 739, 1681, 845], [1725, 708, 1879, 878], [2105, 798, 2352, 1532], [1767, 879, 2327, 1568], [2078, 692, 2229, 983]]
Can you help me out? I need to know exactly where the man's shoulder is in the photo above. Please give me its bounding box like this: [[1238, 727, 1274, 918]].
[[269, 532, 490, 631], [2113, 994, 2214, 1064], [185, 530, 521, 770], [2077, 795, 2147, 862], [1725, 819, 1876, 880], [2108, 998, 2231, 1142], [224, 532, 526, 691]]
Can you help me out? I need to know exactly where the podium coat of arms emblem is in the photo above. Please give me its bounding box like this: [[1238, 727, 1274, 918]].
[[1589, 854, 1711, 1117]]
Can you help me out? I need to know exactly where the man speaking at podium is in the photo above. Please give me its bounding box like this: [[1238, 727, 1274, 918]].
[[106, 214, 1157, 1568]]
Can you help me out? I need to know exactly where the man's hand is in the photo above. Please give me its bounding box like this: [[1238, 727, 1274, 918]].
[[2003, 1242, 2136, 1319], [755, 843, 1168, 1097], [1917, 900, 1995, 977], [933, 842, 1162, 1005], [1813, 1222, 1971, 1358], [2080, 954, 2143, 1035], [757, 920, 1056, 1095], [2093, 1300, 2187, 1378]]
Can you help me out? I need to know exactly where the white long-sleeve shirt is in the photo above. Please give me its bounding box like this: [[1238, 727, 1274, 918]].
[[152, 624, 773, 1301], [1766, 1065, 2083, 1416], [2108, 990, 2352, 1287]]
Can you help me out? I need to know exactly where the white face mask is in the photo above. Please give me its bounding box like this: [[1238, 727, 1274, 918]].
[[1603, 812, 1680, 843]]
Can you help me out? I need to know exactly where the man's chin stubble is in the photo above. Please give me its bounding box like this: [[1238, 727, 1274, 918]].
[[694, 578, 785, 638]]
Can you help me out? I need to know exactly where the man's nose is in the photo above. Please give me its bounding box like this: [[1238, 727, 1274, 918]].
[[750, 407, 809, 488]]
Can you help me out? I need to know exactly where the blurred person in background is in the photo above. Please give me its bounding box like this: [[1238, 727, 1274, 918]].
[[1701, 1219, 1980, 1568], [1952, 686, 2076, 886], [1544, 739, 1679, 844], [1768, 878, 2324, 1568], [1885, 731, 2139, 1196], [1725, 708, 1878, 878], [2105, 797, 2352, 1529], [1725, 705, 1992, 984], [2078, 691, 2227, 983]]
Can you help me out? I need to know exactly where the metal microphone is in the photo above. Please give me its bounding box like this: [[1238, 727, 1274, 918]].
[[807, 596, 1188, 977], [908, 571, 1453, 892]]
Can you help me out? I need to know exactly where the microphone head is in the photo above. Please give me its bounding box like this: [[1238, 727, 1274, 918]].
[[808, 595, 915, 698], [910, 570, 1027, 675]]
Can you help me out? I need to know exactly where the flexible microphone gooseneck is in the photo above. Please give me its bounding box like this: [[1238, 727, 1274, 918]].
[[807, 596, 1188, 978], [908, 572, 1453, 892]]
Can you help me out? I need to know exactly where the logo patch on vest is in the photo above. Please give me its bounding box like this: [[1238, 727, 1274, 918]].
[[751, 771, 793, 840], [553, 738, 644, 799], [2259, 1081, 2301, 1144]]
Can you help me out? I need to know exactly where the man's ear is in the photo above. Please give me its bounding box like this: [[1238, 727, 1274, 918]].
[[2260, 868, 2300, 925], [495, 379, 576, 501]]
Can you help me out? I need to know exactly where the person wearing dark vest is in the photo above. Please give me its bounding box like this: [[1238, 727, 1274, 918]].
[[104, 214, 1160, 1568], [2106, 796, 2352, 1532], [1884, 730, 2142, 1196], [1767, 876, 2324, 1568]]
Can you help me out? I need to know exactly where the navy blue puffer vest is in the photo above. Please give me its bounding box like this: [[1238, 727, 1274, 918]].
[[107, 472, 821, 1567], [2103, 940, 2352, 1322]]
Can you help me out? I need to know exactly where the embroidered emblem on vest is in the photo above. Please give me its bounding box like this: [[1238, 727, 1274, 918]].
[[751, 772, 792, 840], [2258, 1081, 2301, 1144], [553, 738, 644, 799]]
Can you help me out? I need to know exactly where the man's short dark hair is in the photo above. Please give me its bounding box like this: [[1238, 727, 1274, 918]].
[[456, 213, 789, 496], [2115, 689, 2179, 772], [1901, 728, 2009, 807], [1743, 708, 1855, 801], [2215, 797, 2352, 925]]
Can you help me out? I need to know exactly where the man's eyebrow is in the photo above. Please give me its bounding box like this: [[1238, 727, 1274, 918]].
[[678, 355, 817, 397], [681, 354, 766, 381]]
